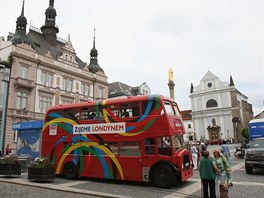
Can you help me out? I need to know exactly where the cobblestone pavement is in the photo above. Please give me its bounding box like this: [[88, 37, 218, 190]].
[[0, 181, 98, 198], [0, 144, 263, 198], [186, 144, 264, 198]]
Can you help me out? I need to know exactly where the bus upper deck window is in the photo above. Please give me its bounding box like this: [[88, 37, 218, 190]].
[[172, 102, 181, 117], [164, 101, 175, 115], [120, 102, 140, 118]]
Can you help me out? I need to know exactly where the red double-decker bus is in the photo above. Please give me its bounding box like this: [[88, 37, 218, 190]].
[[42, 95, 193, 188]]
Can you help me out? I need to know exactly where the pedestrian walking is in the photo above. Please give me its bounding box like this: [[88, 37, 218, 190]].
[[5, 144, 11, 156], [219, 148, 233, 187], [201, 142, 207, 157], [220, 140, 231, 163], [191, 144, 198, 170], [199, 150, 221, 198]]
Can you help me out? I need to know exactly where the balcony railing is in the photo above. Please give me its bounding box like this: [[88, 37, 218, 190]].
[[14, 77, 35, 90], [8, 108, 45, 120]]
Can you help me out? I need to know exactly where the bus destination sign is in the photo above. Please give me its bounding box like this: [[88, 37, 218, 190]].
[[73, 122, 126, 134]]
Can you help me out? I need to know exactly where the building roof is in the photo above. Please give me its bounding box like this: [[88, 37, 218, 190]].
[[27, 29, 64, 59], [254, 111, 264, 119], [108, 81, 140, 98], [8, 0, 103, 73], [180, 110, 192, 121]]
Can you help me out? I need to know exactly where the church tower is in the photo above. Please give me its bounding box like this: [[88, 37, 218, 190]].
[[10, 0, 34, 48], [41, 0, 59, 45], [87, 29, 104, 74], [15, 0, 27, 36]]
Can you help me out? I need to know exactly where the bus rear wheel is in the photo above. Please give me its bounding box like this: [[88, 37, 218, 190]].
[[151, 165, 176, 188], [63, 162, 78, 179]]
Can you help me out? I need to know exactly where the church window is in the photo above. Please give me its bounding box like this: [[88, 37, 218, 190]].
[[206, 99, 218, 108], [207, 82, 212, 87]]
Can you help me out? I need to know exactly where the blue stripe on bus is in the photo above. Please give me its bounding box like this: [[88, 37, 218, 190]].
[[137, 95, 153, 122], [94, 147, 110, 178], [49, 112, 63, 118]]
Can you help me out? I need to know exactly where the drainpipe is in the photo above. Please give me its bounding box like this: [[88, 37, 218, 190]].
[[33, 59, 41, 120]]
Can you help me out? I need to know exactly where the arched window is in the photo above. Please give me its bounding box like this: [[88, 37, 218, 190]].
[[206, 99, 218, 108]]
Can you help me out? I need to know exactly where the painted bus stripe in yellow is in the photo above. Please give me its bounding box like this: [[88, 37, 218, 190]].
[[120, 131, 143, 136], [56, 142, 124, 180], [102, 109, 110, 123], [42, 118, 78, 132], [102, 100, 110, 123]]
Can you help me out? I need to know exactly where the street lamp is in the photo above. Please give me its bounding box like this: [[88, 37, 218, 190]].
[[0, 64, 10, 155]]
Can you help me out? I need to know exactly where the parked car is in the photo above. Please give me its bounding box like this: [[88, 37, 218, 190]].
[[245, 137, 264, 174]]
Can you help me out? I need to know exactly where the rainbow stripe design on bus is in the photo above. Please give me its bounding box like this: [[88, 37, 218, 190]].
[[42, 95, 163, 180]]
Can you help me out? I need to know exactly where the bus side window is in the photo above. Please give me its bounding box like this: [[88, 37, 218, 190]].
[[105, 142, 118, 156], [132, 106, 140, 117], [88, 112, 97, 119], [120, 142, 141, 157], [121, 109, 130, 117], [144, 138, 155, 155], [80, 108, 89, 120]]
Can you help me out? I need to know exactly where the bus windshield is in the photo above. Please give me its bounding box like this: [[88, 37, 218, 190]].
[[172, 135, 183, 152]]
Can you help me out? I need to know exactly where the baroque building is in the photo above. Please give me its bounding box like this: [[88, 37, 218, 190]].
[[189, 71, 253, 143], [108, 81, 151, 98], [0, 0, 108, 154], [180, 110, 195, 141]]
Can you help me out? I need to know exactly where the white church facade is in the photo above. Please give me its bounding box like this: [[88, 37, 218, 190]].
[[189, 71, 253, 143]]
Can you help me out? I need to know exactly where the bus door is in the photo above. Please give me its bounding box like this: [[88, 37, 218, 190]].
[[141, 138, 157, 181], [119, 141, 142, 181]]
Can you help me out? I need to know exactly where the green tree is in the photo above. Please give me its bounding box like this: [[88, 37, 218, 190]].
[[0, 55, 13, 68], [241, 128, 249, 141]]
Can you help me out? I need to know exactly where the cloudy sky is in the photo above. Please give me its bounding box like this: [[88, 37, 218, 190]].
[[1, 0, 263, 115]]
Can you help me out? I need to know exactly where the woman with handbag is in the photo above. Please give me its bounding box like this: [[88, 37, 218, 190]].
[[213, 150, 226, 186], [221, 151, 233, 186]]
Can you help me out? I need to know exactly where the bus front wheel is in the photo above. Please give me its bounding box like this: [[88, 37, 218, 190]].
[[63, 162, 78, 179], [151, 165, 176, 188]]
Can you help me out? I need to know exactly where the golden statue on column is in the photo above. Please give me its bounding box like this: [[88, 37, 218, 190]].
[[169, 68, 174, 82], [168, 67, 175, 100]]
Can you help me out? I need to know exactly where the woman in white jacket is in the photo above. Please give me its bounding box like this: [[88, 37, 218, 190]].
[[191, 144, 198, 170]]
